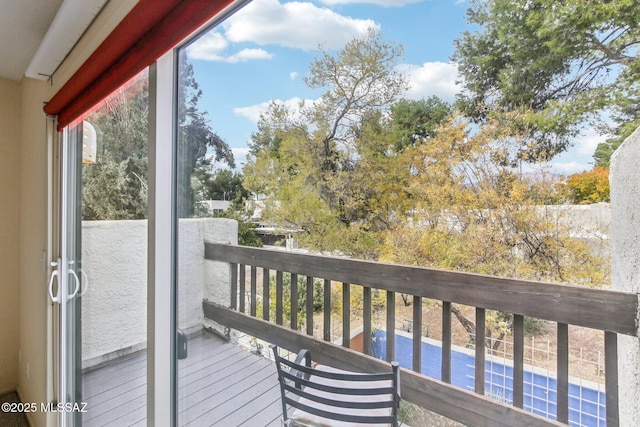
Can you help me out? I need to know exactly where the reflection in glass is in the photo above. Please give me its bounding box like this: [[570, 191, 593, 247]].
[[176, 39, 241, 426], [76, 69, 149, 426]]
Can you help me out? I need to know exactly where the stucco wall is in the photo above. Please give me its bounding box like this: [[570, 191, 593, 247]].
[[538, 203, 610, 238], [81, 218, 236, 366], [81, 220, 149, 365], [610, 126, 640, 427], [18, 77, 50, 427], [0, 77, 21, 395]]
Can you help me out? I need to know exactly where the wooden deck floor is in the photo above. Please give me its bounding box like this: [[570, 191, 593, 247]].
[[82, 331, 282, 426]]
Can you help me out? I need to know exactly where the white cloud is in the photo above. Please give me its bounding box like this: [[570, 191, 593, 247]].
[[234, 102, 273, 123], [225, 48, 274, 63], [517, 156, 590, 176], [188, 0, 381, 62], [186, 31, 228, 60], [232, 147, 250, 168], [224, 0, 379, 50], [187, 32, 273, 62], [211, 147, 251, 171], [400, 61, 461, 102], [546, 161, 591, 175], [320, 0, 424, 6], [541, 127, 603, 175], [234, 97, 316, 124], [575, 127, 605, 156], [290, 71, 299, 80]]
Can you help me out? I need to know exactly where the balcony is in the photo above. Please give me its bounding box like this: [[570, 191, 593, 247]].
[[83, 331, 283, 426], [78, 218, 637, 426], [200, 242, 638, 427]]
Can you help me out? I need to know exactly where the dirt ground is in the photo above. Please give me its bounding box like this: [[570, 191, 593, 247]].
[[391, 301, 606, 382]]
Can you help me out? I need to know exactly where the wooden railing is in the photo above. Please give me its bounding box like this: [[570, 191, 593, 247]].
[[203, 243, 638, 427]]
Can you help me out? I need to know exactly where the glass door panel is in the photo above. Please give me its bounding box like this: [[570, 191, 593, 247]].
[[58, 123, 83, 427], [175, 42, 241, 425], [51, 69, 150, 426]]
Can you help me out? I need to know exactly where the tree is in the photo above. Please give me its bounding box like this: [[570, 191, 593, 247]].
[[201, 169, 250, 206], [177, 52, 234, 218], [83, 77, 149, 220], [453, 0, 640, 161], [303, 28, 407, 170], [257, 274, 323, 330], [379, 115, 608, 349], [382, 116, 606, 284], [244, 30, 408, 258], [214, 209, 263, 247], [565, 166, 610, 204], [593, 87, 640, 166], [83, 55, 234, 220], [390, 97, 452, 152], [244, 29, 609, 349], [197, 169, 262, 247], [593, 138, 623, 169]]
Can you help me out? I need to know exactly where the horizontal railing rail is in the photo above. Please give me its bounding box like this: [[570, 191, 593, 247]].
[[203, 300, 563, 427], [204, 242, 639, 427], [205, 243, 638, 335]]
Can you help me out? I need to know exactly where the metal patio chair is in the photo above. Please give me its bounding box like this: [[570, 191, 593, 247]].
[[271, 345, 401, 426]]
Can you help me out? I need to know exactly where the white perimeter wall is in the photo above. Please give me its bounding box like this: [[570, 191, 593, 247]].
[[81, 218, 236, 367]]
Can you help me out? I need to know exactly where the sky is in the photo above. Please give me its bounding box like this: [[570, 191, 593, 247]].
[[184, 0, 600, 175]]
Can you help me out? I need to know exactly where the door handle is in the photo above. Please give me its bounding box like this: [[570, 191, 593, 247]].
[[67, 261, 80, 300], [78, 268, 89, 296], [48, 259, 61, 303], [177, 328, 188, 360]]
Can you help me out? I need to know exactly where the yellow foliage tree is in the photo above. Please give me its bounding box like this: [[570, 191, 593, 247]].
[[379, 116, 609, 348], [565, 166, 610, 204], [381, 116, 607, 286]]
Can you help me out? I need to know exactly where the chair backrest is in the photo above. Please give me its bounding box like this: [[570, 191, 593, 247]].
[[271, 345, 401, 426]]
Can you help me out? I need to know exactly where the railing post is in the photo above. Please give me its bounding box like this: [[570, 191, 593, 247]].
[[556, 323, 569, 424], [363, 286, 372, 355], [262, 268, 269, 321], [276, 270, 283, 325], [475, 308, 485, 395], [239, 264, 246, 313], [605, 331, 619, 427], [229, 263, 237, 310], [342, 283, 350, 348], [513, 314, 524, 409], [386, 291, 395, 362], [306, 276, 314, 336], [323, 279, 331, 341], [250, 266, 257, 317], [442, 301, 451, 383], [291, 273, 298, 330], [413, 296, 422, 373]]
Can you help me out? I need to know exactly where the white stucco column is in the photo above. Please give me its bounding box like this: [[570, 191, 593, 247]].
[[202, 218, 238, 335], [203, 218, 238, 307], [610, 125, 640, 427]]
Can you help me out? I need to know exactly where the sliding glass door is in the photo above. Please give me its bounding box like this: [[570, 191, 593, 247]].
[[51, 123, 83, 427], [50, 70, 150, 426]]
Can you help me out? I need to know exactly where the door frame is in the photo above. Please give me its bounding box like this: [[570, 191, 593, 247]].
[[47, 123, 84, 427], [147, 49, 178, 427]]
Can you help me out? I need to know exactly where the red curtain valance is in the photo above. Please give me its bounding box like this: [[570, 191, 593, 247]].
[[44, 0, 235, 131]]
